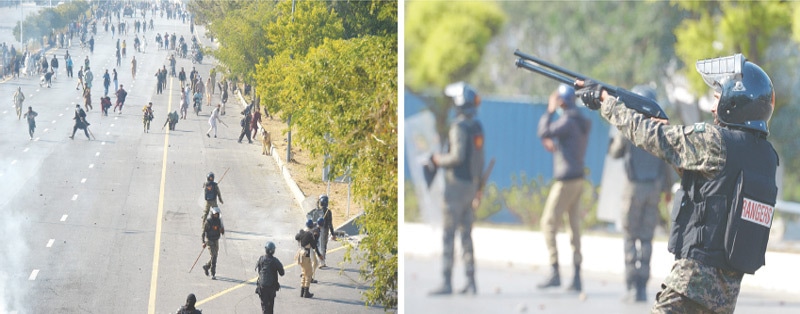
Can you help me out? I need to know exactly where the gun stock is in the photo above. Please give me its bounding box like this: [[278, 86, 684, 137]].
[[514, 50, 668, 120]]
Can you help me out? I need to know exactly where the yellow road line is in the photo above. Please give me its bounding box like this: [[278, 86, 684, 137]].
[[196, 245, 347, 307], [148, 77, 174, 314]]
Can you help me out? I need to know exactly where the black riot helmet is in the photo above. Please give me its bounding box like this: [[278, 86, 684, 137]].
[[444, 82, 481, 117], [265, 241, 276, 255], [185, 293, 197, 307], [318, 194, 329, 208], [696, 54, 774, 135], [207, 172, 214, 181]]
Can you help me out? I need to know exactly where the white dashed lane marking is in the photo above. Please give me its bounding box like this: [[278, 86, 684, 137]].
[[95, 152, 100, 157], [72, 194, 78, 201], [61, 215, 68, 222], [11, 160, 17, 165], [81, 178, 87, 183], [46, 239, 55, 248], [23, 148, 29, 152], [28, 269, 39, 281], [89, 164, 94, 168]]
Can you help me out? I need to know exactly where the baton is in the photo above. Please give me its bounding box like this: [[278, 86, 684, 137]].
[[86, 126, 96, 140], [217, 167, 230, 184], [189, 245, 206, 273], [223, 233, 228, 256], [218, 118, 229, 128]]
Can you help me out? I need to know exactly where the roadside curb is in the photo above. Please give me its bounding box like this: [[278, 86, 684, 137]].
[[234, 91, 305, 210]]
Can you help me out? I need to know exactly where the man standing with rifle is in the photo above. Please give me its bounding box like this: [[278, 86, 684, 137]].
[[577, 53, 778, 313], [428, 82, 485, 296]]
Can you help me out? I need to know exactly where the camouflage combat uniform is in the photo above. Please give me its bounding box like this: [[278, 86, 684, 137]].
[[599, 97, 744, 314]]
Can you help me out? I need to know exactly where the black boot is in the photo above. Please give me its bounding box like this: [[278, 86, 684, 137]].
[[635, 277, 647, 302], [537, 263, 560, 289], [459, 271, 477, 295], [303, 287, 314, 298], [300, 287, 305, 297], [566, 265, 582, 292], [429, 270, 453, 295]]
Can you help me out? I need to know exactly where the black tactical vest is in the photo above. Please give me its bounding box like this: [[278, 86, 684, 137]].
[[669, 128, 778, 274], [257, 255, 280, 288], [205, 217, 222, 241], [625, 144, 663, 182], [204, 181, 218, 201], [451, 118, 485, 183]]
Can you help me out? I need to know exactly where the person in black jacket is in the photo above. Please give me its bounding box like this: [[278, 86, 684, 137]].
[[202, 207, 225, 280], [256, 241, 285, 314], [174, 293, 201, 314]]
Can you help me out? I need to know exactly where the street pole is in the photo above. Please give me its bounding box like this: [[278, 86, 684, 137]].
[[287, 0, 295, 163]]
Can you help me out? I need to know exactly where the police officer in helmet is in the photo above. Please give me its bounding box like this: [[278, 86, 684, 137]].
[[175, 293, 201, 314], [429, 82, 485, 296], [202, 172, 224, 229], [578, 54, 778, 313], [256, 241, 285, 314], [608, 85, 673, 302]]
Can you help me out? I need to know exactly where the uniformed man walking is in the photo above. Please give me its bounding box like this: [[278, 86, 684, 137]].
[[202, 172, 223, 228], [202, 207, 225, 280], [295, 228, 323, 298], [429, 82, 485, 296], [578, 53, 778, 314], [536, 84, 591, 292], [316, 195, 337, 268], [256, 241, 285, 314], [608, 86, 672, 303]]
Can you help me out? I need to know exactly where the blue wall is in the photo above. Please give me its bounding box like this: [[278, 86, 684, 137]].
[[404, 90, 611, 190]]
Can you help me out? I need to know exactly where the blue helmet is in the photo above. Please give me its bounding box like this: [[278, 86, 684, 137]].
[[264, 241, 276, 255], [317, 217, 325, 226], [306, 219, 314, 228], [557, 83, 576, 108], [318, 194, 329, 208]]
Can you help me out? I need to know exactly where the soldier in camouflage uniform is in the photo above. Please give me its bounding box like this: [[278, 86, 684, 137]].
[[429, 82, 485, 296], [578, 54, 778, 314], [536, 84, 592, 292], [608, 86, 673, 303]]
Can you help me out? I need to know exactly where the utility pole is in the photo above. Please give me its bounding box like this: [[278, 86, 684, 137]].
[[287, 0, 296, 163]]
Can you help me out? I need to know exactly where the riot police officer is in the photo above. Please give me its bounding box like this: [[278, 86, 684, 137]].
[[317, 195, 336, 268], [202, 207, 225, 280], [256, 241, 285, 314], [429, 82, 485, 296], [202, 172, 223, 228], [579, 53, 778, 313], [175, 293, 201, 314], [608, 85, 672, 302], [295, 227, 323, 298]]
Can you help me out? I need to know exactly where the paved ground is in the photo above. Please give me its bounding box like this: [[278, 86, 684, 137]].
[[402, 223, 800, 313], [0, 4, 384, 314]]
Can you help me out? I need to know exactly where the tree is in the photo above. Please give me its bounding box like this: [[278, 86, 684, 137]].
[[404, 1, 505, 140], [672, 1, 792, 100], [205, 1, 277, 82], [193, 0, 399, 307], [257, 34, 398, 309]]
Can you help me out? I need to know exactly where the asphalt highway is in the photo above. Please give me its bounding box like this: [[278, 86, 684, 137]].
[[0, 7, 381, 314]]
